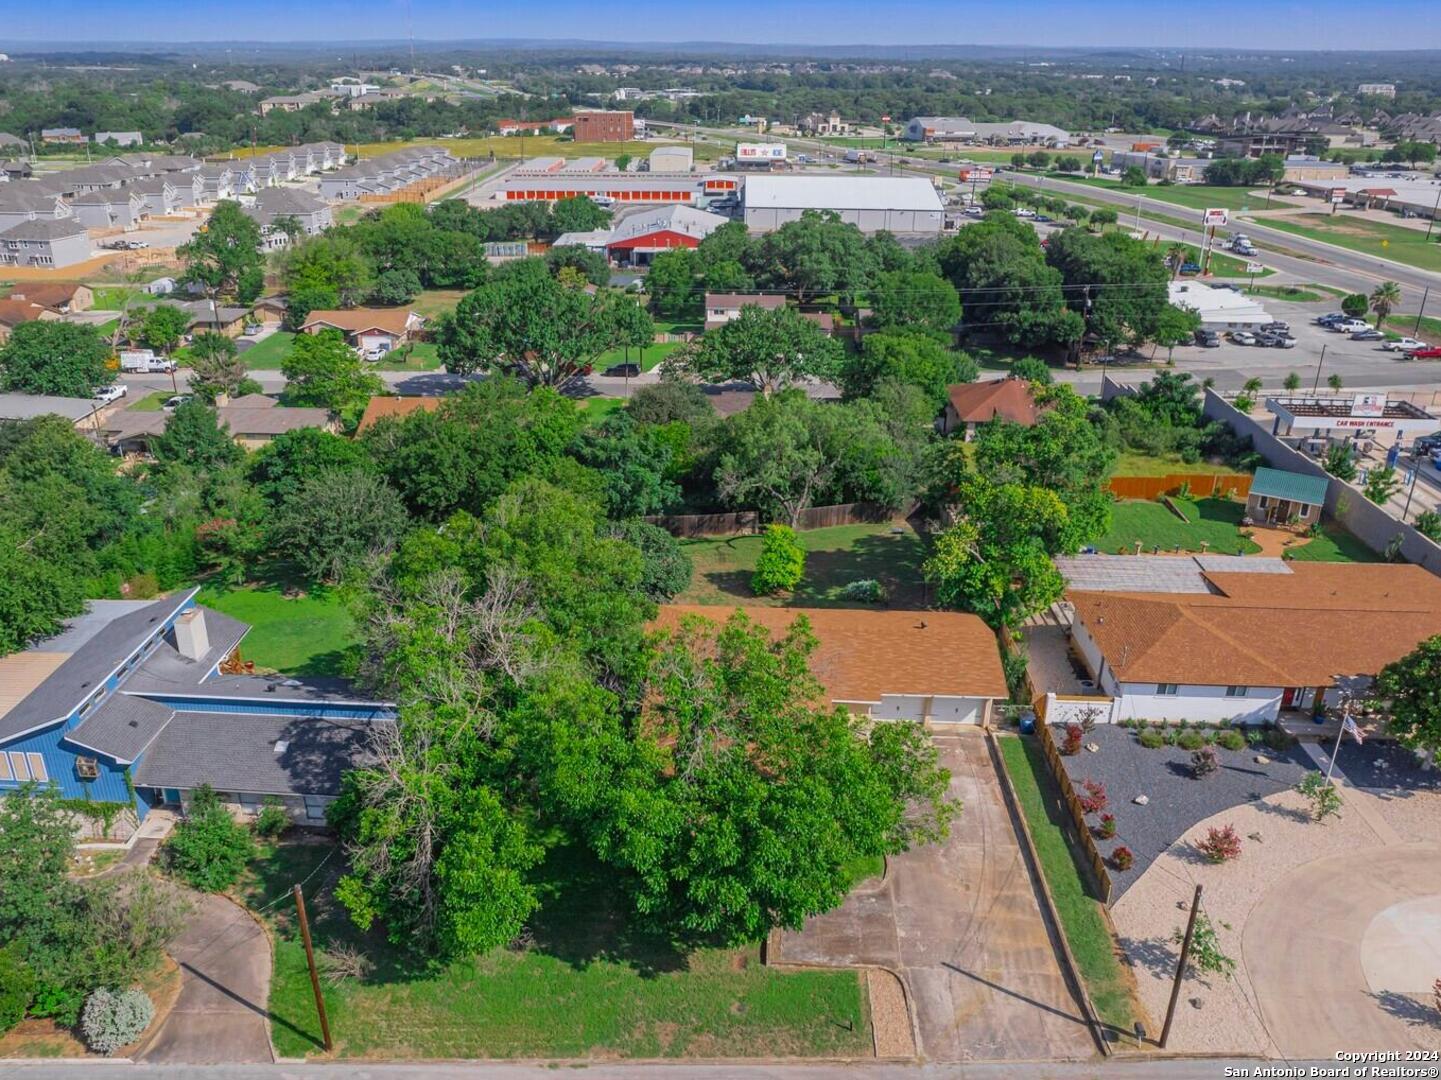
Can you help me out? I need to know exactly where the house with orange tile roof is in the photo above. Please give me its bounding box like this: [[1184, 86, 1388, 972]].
[[355, 395, 444, 433], [300, 307, 424, 357], [940, 377, 1040, 439], [654, 605, 1008, 726], [1062, 559, 1441, 724]]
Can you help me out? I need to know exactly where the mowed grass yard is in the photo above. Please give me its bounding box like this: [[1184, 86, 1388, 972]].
[[677, 523, 929, 609], [995, 735, 1142, 1036], [242, 842, 872, 1060], [1254, 213, 1441, 273], [196, 584, 356, 677], [237, 331, 442, 372], [1110, 451, 1246, 478], [1286, 523, 1383, 563], [1095, 497, 1261, 556]]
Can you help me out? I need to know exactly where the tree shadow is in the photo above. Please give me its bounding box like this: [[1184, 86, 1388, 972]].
[[703, 568, 757, 600], [1370, 990, 1441, 1028], [1251, 800, 1312, 825], [1117, 935, 1178, 980]]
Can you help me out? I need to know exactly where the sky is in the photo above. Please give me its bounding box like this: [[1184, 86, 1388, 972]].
[[4, 0, 1440, 50]]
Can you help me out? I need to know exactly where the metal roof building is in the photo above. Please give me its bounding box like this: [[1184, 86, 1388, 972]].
[[740, 175, 944, 235]]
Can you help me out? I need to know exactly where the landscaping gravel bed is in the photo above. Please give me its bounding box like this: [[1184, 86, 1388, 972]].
[[1048, 723, 1310, 898]]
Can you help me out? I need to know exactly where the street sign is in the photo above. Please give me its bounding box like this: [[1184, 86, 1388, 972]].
[[1092, 150, 1104, 162], [1202, 208, 1229, 227], [1246, 261, 1265, 275]]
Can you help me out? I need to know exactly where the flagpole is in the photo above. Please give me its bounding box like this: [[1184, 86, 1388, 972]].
[[1325, 700, 1346, 786]]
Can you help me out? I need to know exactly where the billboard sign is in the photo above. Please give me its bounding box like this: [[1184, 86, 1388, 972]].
[[959, 167, 994, 183], [1351, 392, 1387, 418], [1202, 208, 1229, 227], [1246, 261, 1266, 275], [737, 142, 787, 161], [1331, 187, 1348, 204], [1092, 149, 1105, 163]]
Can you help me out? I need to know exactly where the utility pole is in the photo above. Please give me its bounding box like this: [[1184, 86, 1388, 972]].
[[1161, 884, 1203, 1049], [293, 885, 333, 1052], [1415, 286, 1431, 336], [1311, 343, 1328, 393], [1427, 187, 1441, 243]]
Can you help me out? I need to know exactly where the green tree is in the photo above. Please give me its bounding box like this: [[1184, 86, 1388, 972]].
[[1370, 280, 1402, 328], [625, 377, 715, 426], [1342, 293, 1369, 319], [0, 322, 113, 397], [437, 260, 653, 390], [178, 199, 264, 305], [570, 411, 682, 519], [247, 427, 374, 505], [280, 328, 385, 426], [752, 523, 805, 595], [139, 304, 190, 358], [187, 331, 247, 402], [748, 210, 877, 304], [1046, 228, 1172, 352], [280, 232, 374, 328], [150, 400, 243, 472], [1327, 373, 1344, 392], [607, 519, 693, 601], [645, 248, 701, 318], [1323, 444, 1357, 482], [869, 270, 961, 335], [164, 785, 255, 891], [1153, 304, 1202, 363], [1413, 510, 1441, 542], [1120, 165, 1148, 187], [1363, 466, 1398, 505], [839, 329, 976, 406], [270, 468, 409, 584], [1010, 356, 1053, 384], [545, 244, 610, 288], [1283, 372, 1302, 392], [1088, 206, 1118, 230], [685, 304, 842, 396], [370, 268, 422, 306], [1027, 150, 1052, 170], [549, 195, 611, 236]]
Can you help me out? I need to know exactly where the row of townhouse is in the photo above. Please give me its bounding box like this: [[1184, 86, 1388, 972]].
[[316, 146, 459, 201]]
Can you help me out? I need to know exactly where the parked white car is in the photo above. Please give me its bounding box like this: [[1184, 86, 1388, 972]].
[[1331, 319, 1371, 334], [94, 383, 128, 405], [1384, 337, 1429, 352]]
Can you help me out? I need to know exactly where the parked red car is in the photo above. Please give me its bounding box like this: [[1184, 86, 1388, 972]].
[[1407, 346, 1441, 360]]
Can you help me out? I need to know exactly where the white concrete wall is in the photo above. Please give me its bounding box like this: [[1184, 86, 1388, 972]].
[[1070, 621, 1120, 695], [1112, 683, 1282, 725]]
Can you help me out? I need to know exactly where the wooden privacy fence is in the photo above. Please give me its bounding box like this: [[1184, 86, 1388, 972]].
[[644, 501, 899, 539], [1107, 472, 1252, 501], [1034, 709, 1114, 905]]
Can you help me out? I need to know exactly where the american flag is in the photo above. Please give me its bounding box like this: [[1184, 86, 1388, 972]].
[[1342, 715, 1365, 745]]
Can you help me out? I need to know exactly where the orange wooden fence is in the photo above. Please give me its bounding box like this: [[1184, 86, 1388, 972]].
[[1107, 472, 1252, 501]]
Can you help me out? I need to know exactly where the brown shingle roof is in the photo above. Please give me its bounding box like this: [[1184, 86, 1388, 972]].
[[300, 308, 421, 337], [355, 395, 443, 433], [8, 282, 85, 309], [1070, 562, 1441, 688], [946, 378, 1039, 426], [653, 605, 1008, 703], [0, 299, 53, 327]]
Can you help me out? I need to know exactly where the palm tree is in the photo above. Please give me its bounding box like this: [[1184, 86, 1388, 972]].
[[1243, 377, 1264, 395], [1165, 243, 1189, 280], [1370, 280, 1402, 328]]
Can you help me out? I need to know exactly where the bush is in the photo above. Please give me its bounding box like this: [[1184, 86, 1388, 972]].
[[751, 524, 805, 596], [81, 988, 154, 1055], [1137, 729, 1165, 749], [0, 943, 34, 1034], [254, 799, 289, 840], [1098, 813, 1117, 839], [838, 578, 886, 603], [1078, 779, 1108, 814], [1060, 723, 1083, 756], [1295, 772, 1343, 821], [1217, 730, 1247, 752], [1195, 824, 1243, 863], [1177, 731, 1206, 751], [1111, 845, 1134, 871], [609, 519, 693, 601], [165, 785, 255, 892], [1262, 727, 1296, 752], [1191, 745, 1220, 777]]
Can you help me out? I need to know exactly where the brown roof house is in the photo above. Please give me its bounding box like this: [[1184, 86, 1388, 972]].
[[8, 282, 94, 314], [1062, 559, 1441, 725], [940, 377, 1040, 439], [654, 605, 1008, 726], [355, 395, 444, 433], [703, 292, 786, 332], [0, 299, 61, 343], [102, 393, 335, 454], [300, 308, 424, 358]]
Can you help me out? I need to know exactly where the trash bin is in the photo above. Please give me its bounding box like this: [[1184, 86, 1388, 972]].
[[1019, 711, 1036, 735]]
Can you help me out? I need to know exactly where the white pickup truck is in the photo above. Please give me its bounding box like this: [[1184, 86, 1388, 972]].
[[118, 349, 176, 374]]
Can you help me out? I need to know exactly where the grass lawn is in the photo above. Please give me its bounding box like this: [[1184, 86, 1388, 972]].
[[995, 734, 1141, 1035], [1385, 313, 1441, 341], [1251, 214, 1441, 273], [595, 340, 683, 373], [1110, 451, 1243, 478], [89, 285, 142, 310], [1044, 175, 1296, 212], [411, 288, 468, 319], [128, 390, 171, 412], [333, 206, 365, 226], [1246, 283, 1345, 303], [1095, 497, 1260, 556], [238, 331, 296, 370], [241, 842, 872, 1060], [195, 583, 356, 677], [573, 396, 627, 425], [677, 522, 928, 609], [374, 341, 443, 371], [912, 147, 1024, 164], [1168, 243, 1272, 279], [1285, 523, 1383, 563]]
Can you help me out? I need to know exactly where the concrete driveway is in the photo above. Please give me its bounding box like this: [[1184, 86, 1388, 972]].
[[141, 892, 274, 1064], [773, 730, 1094, 1062]]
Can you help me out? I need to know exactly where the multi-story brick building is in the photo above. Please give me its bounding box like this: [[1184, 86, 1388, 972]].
[[573, 110, 634, 143]]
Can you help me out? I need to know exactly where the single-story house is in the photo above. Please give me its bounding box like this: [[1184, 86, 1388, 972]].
[[0, 299, 62, 342], [7, 282, 93, 314], [1169, 280, 1272, 331], [355, 395, 444, 433], [940, 377, 1040, 438], [0, 589, 394, 826], [173, 300, 251, 337], [1061, 559, 1441, 724], [654, 605, 1008, 726], [703, 292, 786, 332], [102, 393, 334, 454], [1245, 466, 1327, 527], [300, 308, 424, 355], [0, 393, 103, 425]]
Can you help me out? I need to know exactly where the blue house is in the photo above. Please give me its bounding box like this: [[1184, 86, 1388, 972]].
[[0, 589, 393, 825]]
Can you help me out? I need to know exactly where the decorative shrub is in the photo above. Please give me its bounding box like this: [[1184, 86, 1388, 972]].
[[1295, 772, 1343, 821], [0, 943, 34, 1035], [1162, 729, 1180, 747], [1263, 727, 1297, 752], [1217, 730, 1247, 752], [1191, 745, 1220, 778], [1177, 731, 1206, 751], [254, 798, 289, 840], [1098, 813, 1117, 840], [1111, 845, 1134, 871], [751, 524, 805, 596], [1060, 723, 1083, 756], [1196, 824, 1243, 863], [1137, 730, 1165, 749], [838, 578, 886, 603], [81, 988, 154, 1055], [165, 784, 255, 892], [1078, 779, 1108, 814]]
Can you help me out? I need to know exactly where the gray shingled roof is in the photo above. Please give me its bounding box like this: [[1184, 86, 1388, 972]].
[[67, 694, 175, 763], [251, 187, 327, 215], [134, 712, 389, 796], [1056, 554, 1292, 595], [118, 608, 250, 696], [0, 217, 88, 241], [0, 591, 196, 742]]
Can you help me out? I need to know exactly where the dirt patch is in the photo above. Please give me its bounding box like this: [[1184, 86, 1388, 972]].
[[866, 969, 913, 1059], [0, 1020, 88, 1060]]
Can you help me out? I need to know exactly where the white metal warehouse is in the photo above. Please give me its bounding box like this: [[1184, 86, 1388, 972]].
[[740, 175, 944, 235]]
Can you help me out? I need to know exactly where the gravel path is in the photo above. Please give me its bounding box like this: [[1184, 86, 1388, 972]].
[[864, 969, 915, 1059]]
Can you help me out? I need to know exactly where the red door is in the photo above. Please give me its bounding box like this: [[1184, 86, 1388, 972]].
[[1281, 688, 1299, 708]]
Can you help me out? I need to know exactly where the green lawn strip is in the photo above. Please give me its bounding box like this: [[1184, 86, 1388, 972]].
[[1110, 451, 1244, 478], [1166, 243, 1271, 279], [1042, 175, 1296, 213], [677, 522, 928, 609], [574, 396, 627, 425], [1245, 284, 1343, 303], [373, 341, 443, 371], [1384, 313, 1441, 341], [994, 734, 1139, 1034], [128, 391, 171, 412], [1285, 524, 1383, 563], [195, 583, 356, 676], [594, 340, 683, 373], [238, 332, 297, 370], [89, 285, 142, 310], [243, 843, 871, 1060], [1095, 497, 1260, 556], [1248, 214, 1441, 274]]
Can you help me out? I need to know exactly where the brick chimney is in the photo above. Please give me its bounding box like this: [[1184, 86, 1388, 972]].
[[173, 608, 210, 661]]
